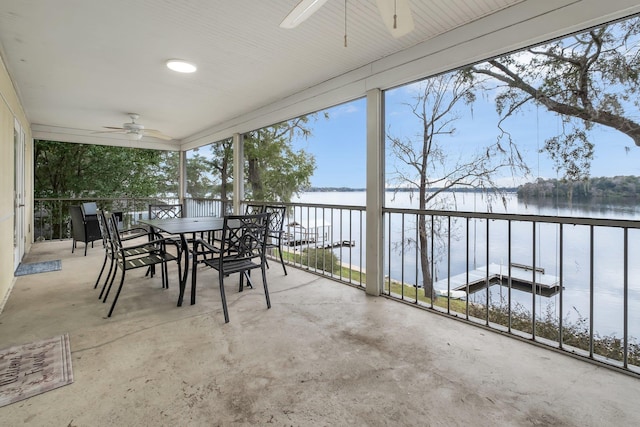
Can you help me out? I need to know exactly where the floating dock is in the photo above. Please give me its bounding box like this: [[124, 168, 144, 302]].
[[434, 263, 561, 298], [286, 239, 355, 248]]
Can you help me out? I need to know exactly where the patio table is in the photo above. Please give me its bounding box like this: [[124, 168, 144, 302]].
[[140, 217, 225, 307]]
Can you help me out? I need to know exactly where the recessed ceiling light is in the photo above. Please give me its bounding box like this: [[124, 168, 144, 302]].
[[166, 59, 197, 73]]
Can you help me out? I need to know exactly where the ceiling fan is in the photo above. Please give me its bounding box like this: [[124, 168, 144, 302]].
[[280, 0, 414, 39], [94, 113, 173, 141]]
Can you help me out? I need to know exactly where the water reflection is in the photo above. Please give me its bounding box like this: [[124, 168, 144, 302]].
[[294, 191, 640, 338]]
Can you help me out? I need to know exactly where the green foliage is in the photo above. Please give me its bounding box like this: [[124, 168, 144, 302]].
[[543, 130, 594, 181], [517, 175, 640, 202], [186, 153, 215, 198], [244, 117, 317, 203], [283, 250, 365, 284], [470, 16, 640, 179], [468, 302, 640, 366], [385, 276, 639, 366], [35, 140, 177, 198], [299, 248, 341, 273], [179, 150, 218, 198], [208, 138, 234, 202]]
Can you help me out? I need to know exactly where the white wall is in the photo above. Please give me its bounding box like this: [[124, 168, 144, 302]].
[[0, 52, 32, 312]]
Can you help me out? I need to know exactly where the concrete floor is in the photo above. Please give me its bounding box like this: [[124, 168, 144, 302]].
[[1, 240, 639, 426]]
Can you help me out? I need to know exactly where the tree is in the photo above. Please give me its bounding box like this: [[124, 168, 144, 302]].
[[244, 117, 316, 203], [469, 16, 640, 180], [177, 151, 216, 199], [209, 138, 234, 208], [387, 71, 527, 298], [34, 140, 178, 238], [35, 140, 176, 198]]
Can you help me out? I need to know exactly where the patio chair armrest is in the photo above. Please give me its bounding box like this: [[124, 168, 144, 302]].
[[163, 237, 182, 253], [121, 226, 150, 235], [122, 238, 174, 252], [194, 237, 221, 254], [120, 229, 154, 241]]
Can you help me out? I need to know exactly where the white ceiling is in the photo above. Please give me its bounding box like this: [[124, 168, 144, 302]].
[[1, 0, 639, 150]]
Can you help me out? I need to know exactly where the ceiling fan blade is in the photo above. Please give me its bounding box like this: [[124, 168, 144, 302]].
[[376, 0, 414, 38], [92, 129, 125, 134], [280, 0, 329, 29], [95, 115, 172, 140], [144, 129, 174, 141]]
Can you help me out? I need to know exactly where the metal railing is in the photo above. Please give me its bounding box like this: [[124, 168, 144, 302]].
[[184, 197, 228, 218], [384, 207, 640, 376], [34, 197, 229, 241], [32, 197, 640, 374], [282, 201, 366, 287], [34, 197, 179, 240], [238, 200, 367, 288]]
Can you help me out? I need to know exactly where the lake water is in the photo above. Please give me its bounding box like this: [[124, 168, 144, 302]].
[[292, 191, 640, 338]]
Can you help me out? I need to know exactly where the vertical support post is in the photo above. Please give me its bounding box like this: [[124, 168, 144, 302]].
[[365, 88, 384, 296], [558, 223, 564, 349], [623, 227, 629, 368], [530, 222, 535, 338], [589, 225, 594, 358], [233, 132, 244, 215], [179, 149, 186, 212]]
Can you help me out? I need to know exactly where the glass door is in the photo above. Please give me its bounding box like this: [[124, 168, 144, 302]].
[[14, 119, 25, 270]]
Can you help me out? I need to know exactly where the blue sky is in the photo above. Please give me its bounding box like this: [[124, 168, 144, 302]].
[[293, 84, 640, 188], [291, 98, 367, 188]]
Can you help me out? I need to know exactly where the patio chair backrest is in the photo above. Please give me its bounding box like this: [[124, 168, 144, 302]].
[[220, 213, 270, 263], [264, 205, 286, 239], [149, 203, 183, 220], [69, 206, 85, 242], [96, 209, 112, 250], [105, 212, 124, 252], [244, 203, 265, 215], [70, 204, 102, 255], [81, 202, 98, 217]]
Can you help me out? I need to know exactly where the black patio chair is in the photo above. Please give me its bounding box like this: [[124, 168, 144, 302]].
[[194, 212, 271, 323], [70, 205, 102, 255], [264, 205, 288, 275], [147, 203, 187, 260], [94, 209, 156, 295], [101, 212, 182, 317]]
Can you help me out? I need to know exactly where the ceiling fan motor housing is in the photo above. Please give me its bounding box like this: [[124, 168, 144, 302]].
[[123, 122, 144, 132]]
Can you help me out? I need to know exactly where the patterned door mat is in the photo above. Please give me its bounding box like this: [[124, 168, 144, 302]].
[[14, 260, 62, 276], [0, 334, 73, 407]]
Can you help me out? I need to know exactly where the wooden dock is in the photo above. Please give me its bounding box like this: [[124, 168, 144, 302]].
[[434, 263, 561, 298]]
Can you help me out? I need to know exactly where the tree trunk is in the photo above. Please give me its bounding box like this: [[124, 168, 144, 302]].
[[220, 155, 229, 212], [418, 214, 433, 299], [247, 157, 263, 200], [418, 143, 434, 298]]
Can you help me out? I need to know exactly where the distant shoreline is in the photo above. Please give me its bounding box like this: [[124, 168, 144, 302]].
[[306, 187, 518, 193], [309, 175, 640, 198]]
